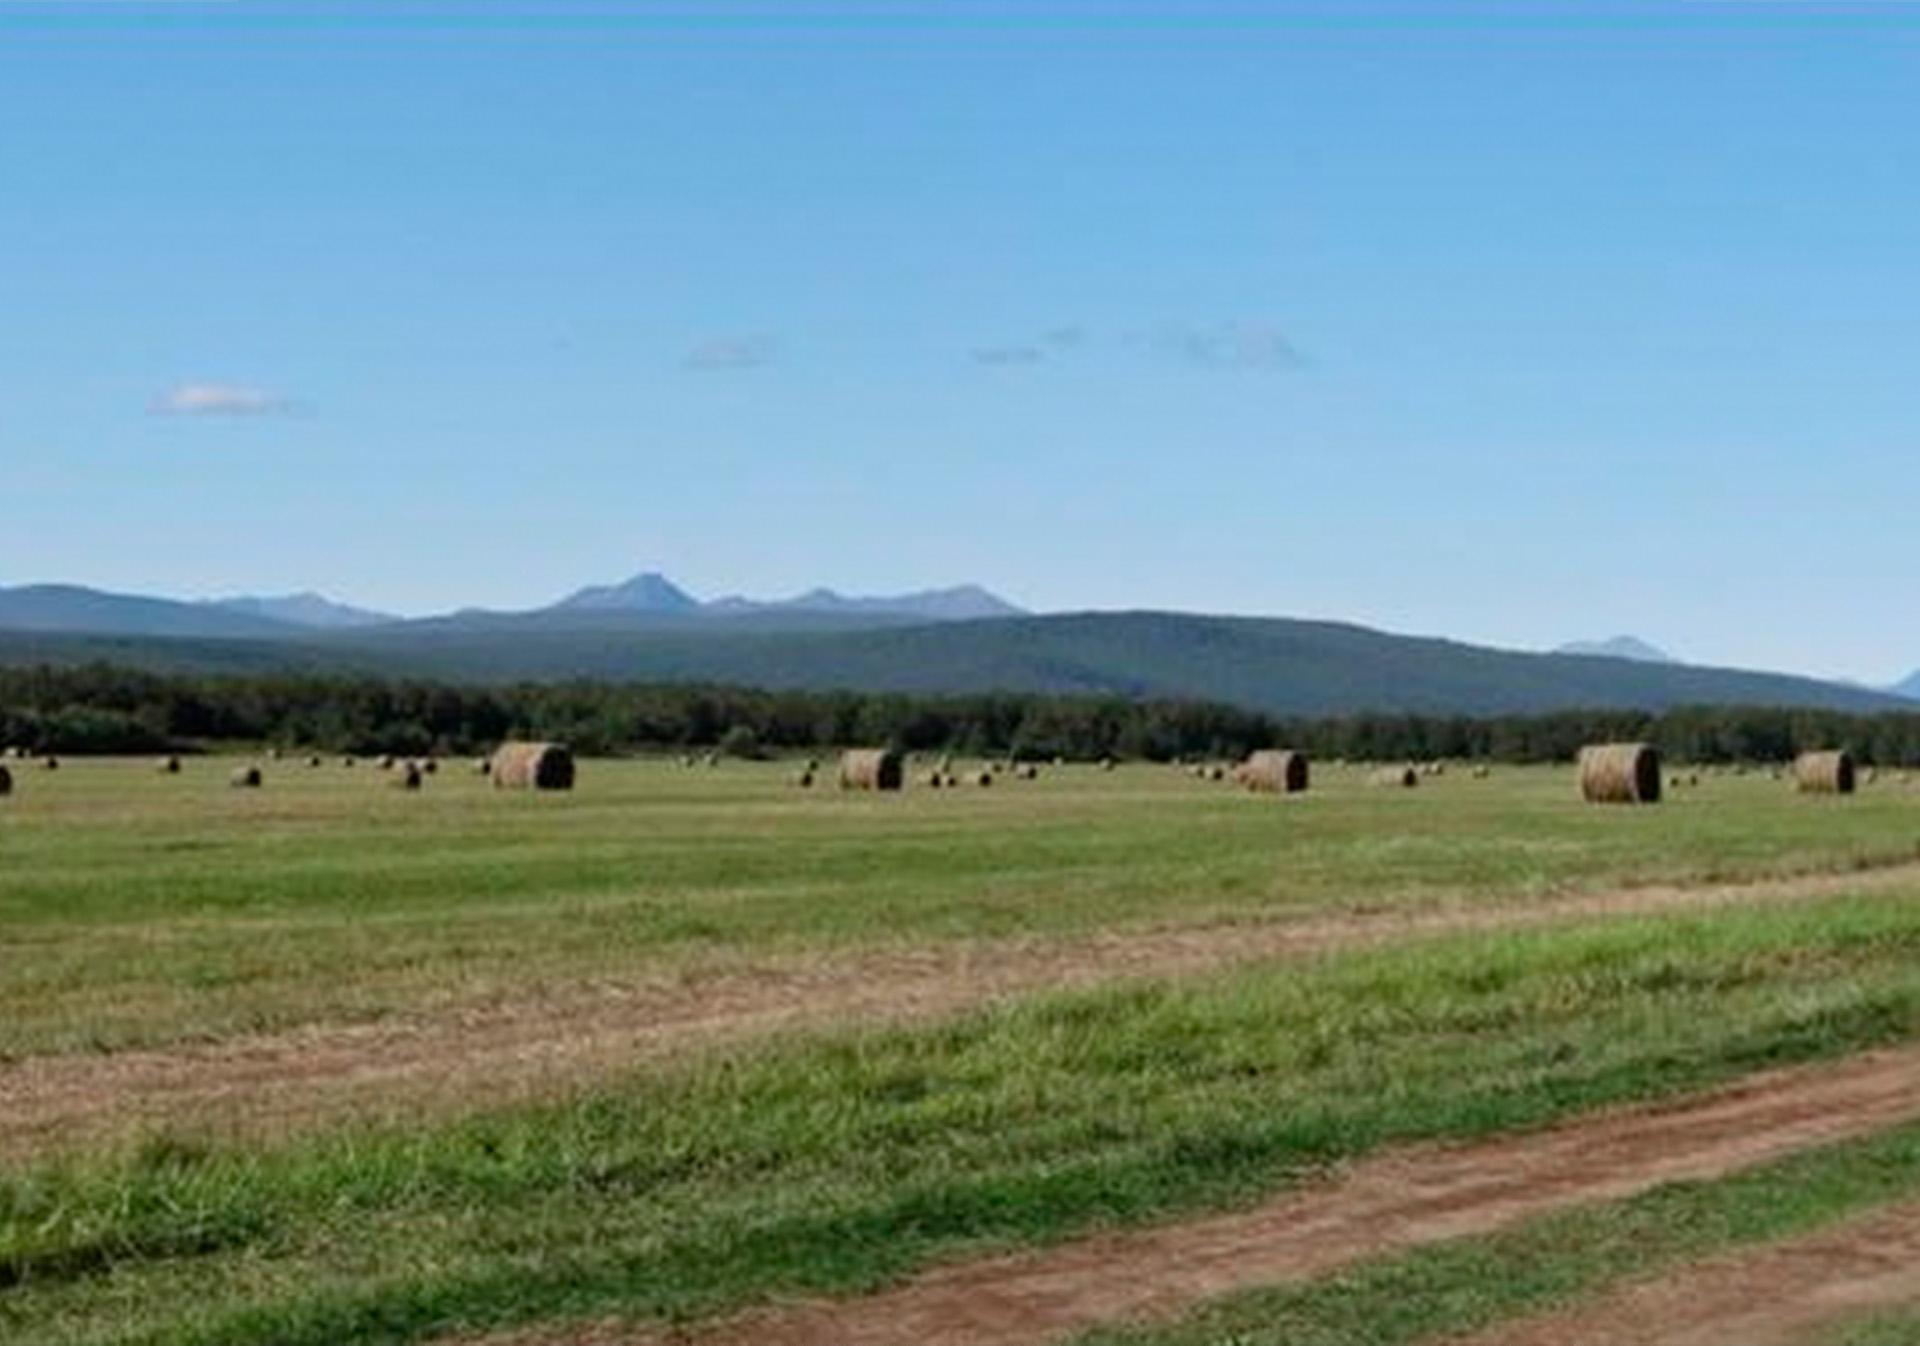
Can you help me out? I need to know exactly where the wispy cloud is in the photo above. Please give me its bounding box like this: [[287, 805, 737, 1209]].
[[682, 333, 778, 370], [1152, 321, 1306, 370], [969, 344, 1047, 367], [970, 322, 1088, 367], [150, 383, 295, 417]]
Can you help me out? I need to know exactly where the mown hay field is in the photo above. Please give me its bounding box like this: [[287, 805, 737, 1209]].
[[8, 757, 1920, 1346]]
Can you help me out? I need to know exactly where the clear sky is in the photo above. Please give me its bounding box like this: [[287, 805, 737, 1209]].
[[2, 2, 1915, 682]]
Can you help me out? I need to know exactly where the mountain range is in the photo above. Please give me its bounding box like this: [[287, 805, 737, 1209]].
[[0, 574, 1912, 717], [1553, 635, 1675, 664]]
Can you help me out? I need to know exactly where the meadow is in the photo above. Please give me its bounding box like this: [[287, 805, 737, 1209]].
[[6, 756, 1920, 1345]]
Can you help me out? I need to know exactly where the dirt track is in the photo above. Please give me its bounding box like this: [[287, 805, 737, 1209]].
[[7, 858, 1920, 1158], [478, 1041, 1920, 1346], [1456, 1198, 1920, 1346]]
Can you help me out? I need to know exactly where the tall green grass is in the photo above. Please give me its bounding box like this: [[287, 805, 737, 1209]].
[[5, 759, 1919, 1058], [9, 889, 1920, 1345]]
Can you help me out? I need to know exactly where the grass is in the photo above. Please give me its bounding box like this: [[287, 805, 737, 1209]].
[[12, 888, 1920, 1344], [2, 758, 1918, 1057], [1071, 1115, 1920, 1346]]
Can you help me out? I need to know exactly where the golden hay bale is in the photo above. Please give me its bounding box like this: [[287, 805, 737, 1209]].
[[1794, 750, 1856, 795], [230, 765, 262, 789], [41, 755, 59, 771], [1238, 749, 1309, 794], [1578, 743, 1661, 804], [156, 755, 181, 774], [838, 747, 904, 792], [393, 762, 424, 791], [0, 764, 11, 796], [490, 741, 576, 791], [921, 770, 944, 789], [474, 757, 492, 775], [376, 754, 396, 771], [307, 754, 323, 768], [795, 769, 816, 789], [1370, 765, 1418, 788], [1206, 764, 1226, 782], [1472, 764, 1491, 779], [975, 770, 994, 787], [2, 746, 20, 759], [1016, 764, 1040, 781], [420, 758, 438, 775], [342, 755, 356, 768], [1099, 756, 1117, 771]]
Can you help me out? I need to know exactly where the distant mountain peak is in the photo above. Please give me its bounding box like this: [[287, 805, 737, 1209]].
[[704, 582, 1025, 623], [210, 592, 396, 629], [553, 571, 699, 613], [1555, 635, 1675, 664]]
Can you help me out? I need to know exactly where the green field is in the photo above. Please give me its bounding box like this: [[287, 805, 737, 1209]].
[[6, 757, 1920, 1346]]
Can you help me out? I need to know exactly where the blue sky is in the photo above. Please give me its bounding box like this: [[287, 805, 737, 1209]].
[[2, 2, 1916, 681]]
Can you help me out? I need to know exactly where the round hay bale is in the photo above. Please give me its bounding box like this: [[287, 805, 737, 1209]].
[[795, 769, 816, 789], [1053, 755, 1066, 767], [1016, 764, 1039, 781], [0, 764, 11, 796], [975, 770, 993, 787], [1370, 765, 1419, 788], [420, 758, 438, 775], [921, 770, 944, 789], [229, 765, 262, 789], [1238, 749, 1309, 795], [393, 762, 424, 791], [41, 755, 59, 771], [474, 757, 492, 775], [1794, 750, 1856, 795], [1578, 743, 1661, 804], [307, 754, 323, 768], [156, 755, 181, 774], [838, 748, 903, 792], [376, 754, 396, 771], [1206, 764, 1226, 782], [490, 741, 576, 791], [1472, 764, 1491, 779], [1099, 756, 1116, 772], [342, 755, 356, 768], [267, 747, 283, 761]]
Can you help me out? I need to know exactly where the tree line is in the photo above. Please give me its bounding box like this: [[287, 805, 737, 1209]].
[[1, 662, 1916, 765]]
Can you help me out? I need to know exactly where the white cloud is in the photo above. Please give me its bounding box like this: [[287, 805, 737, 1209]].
[[969, 344, 1046, 366], [682, 333, 778, 370], [151, 383, 294, 417], [1154, 321, 1306, 370]]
